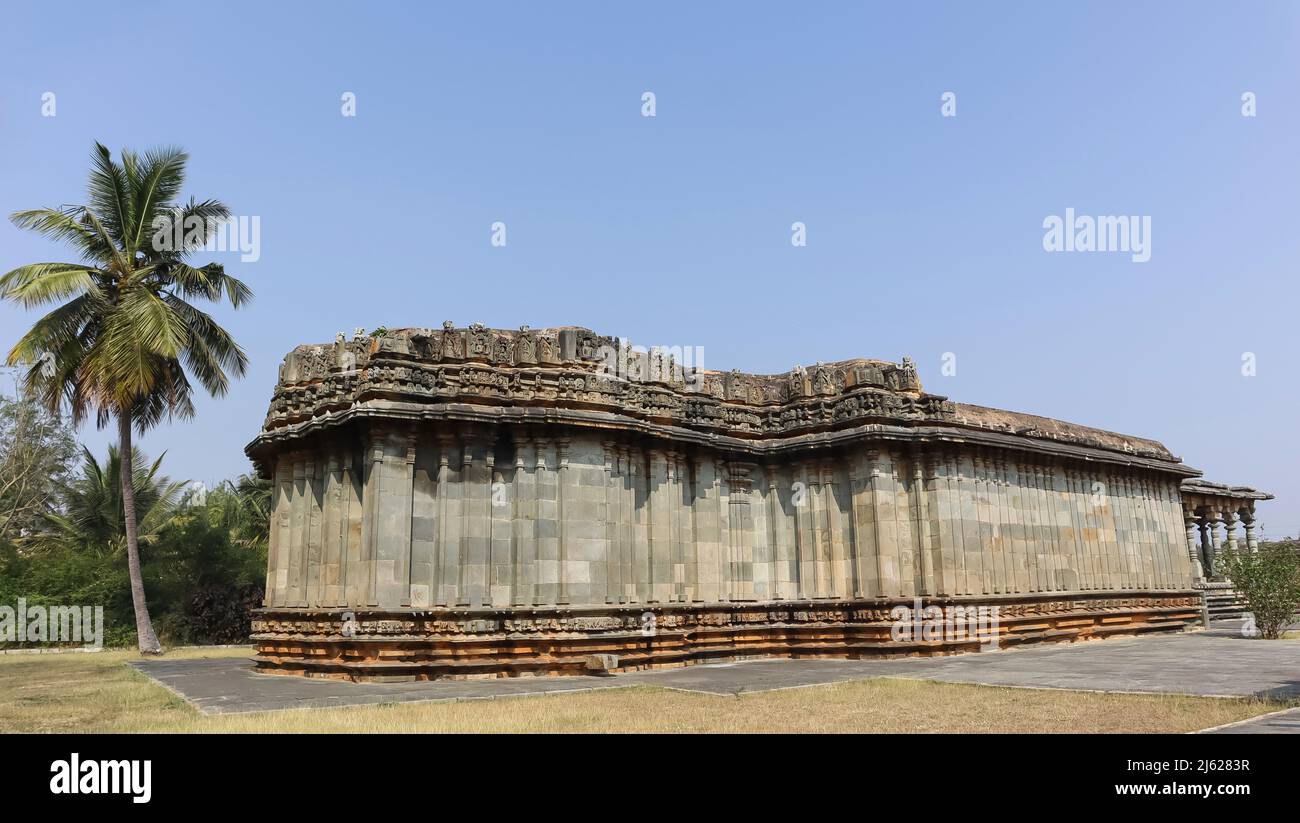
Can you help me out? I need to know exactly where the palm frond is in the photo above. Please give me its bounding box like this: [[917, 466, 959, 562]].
[[10, 208, 107, 261], [130, 147, 187, 252], [0, 263, 97, 308], [87, 142, 134, 248]]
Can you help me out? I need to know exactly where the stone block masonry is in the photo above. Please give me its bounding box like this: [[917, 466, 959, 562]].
[[245, 324, 1266, 680]]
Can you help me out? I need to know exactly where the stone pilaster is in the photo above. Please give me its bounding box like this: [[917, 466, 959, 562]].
[[555, 437, 571, 605], [408, 440, 437, 608], [728, 463, 756, 601], [434, 433, 457, 606], [267, 455, 292, 607], [602, 441, 621, 604], [534, 437, 558, 605]]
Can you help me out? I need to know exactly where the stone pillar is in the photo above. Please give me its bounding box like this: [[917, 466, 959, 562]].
[[1242, 509, 1259, 553], [1185, 511, 1204, 582], [1200, 509, 1221, 578], [1223, 509, 1239, 555]]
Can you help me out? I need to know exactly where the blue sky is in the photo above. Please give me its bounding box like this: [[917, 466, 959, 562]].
[[3, 2, 1299, 535]]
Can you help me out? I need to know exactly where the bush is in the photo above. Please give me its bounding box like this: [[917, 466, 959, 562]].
[[1216, 543, 1300, 639], [181, 582, 264, 644]]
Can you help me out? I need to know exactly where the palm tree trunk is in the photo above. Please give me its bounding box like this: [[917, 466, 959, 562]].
[[118, 411, 163, 654]]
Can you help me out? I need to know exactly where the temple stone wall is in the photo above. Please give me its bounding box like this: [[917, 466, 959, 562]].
[[263, 429, 1195, 611], [246, 325, 1257, 680]]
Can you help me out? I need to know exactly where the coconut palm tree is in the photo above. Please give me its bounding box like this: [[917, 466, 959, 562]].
[[1, 143, 251, 653], [45, 445, 186, 557]]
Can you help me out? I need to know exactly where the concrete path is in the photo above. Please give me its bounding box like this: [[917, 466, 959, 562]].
[[1198, 706, 1300, 734], [130, 656, 629, 715], [131, 621, 1300, 730]]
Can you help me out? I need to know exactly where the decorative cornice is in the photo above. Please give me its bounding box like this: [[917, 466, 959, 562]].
[[246, 324, 1188, 472]]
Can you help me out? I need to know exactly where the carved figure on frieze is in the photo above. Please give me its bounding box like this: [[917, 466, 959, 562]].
[[517, 333, 536, 363], [493, 336, 512, 364], [788, 364, 807, 397], [441, 327, 462, 359], [812, 364, 834, 395], [468, 326, 491, 357], [900, 356, 919, 389]]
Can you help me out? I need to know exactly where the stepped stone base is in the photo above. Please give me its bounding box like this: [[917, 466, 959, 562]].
[[252, 590, 1203, 682], [1198, 581, 1249, 621]]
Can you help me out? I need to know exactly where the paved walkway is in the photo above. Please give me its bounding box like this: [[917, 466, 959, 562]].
[[131, 621, 1300, 731], [1198, 706, 1300, 734]]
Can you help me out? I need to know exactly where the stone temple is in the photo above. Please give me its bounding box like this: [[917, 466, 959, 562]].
[[246, 324, 1270, 680]]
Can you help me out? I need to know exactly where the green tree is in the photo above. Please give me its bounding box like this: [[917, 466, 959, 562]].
[[0, 371, 77, 544], [204, 473, 272, 550], [1, 143, 252, 653], [1216, 542, 1300, 639], [44, 445, 186, 557]]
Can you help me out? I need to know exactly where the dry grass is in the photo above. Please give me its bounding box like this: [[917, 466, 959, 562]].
[[0, 647, 1283, 733]]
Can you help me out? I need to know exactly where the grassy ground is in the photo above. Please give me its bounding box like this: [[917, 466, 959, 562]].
[[0, 647, 1285, 733]]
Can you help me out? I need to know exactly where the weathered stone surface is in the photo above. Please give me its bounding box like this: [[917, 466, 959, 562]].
[[245, 325, 1269, 679]]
